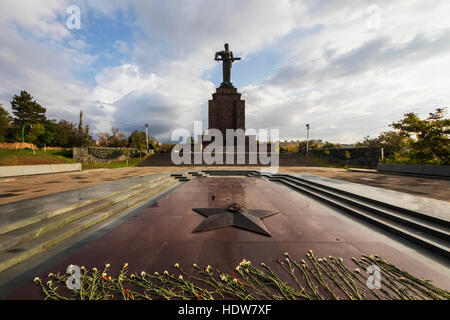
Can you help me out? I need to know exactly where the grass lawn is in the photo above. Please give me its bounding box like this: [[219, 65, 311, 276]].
[[307, 155, 346, 168], [0, 148, 146, 169], [0, 149, 74, 166], [81, 157, 145, 170]]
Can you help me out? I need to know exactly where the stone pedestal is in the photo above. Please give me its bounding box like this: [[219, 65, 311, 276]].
[[208, 86, 245, 137]]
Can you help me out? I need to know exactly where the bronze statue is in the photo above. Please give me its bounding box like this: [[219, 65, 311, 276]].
[[215, 43, 241, 87]]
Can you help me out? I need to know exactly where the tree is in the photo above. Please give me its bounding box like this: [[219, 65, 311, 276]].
[[10, 91, 46, 129], [106, 128, 128, 147], [78, 110, 83, 133], [323, 142, 341, 149], [389, 109, 449, 165], [26, 123, 45, 146], [376, 131, 405, 149], [159, 142, 175, 153], [96, 132, 109, 146], [128, 130, 147, 150], [36, 130, 54, 149], [356, 131, 405, 149], [75, 110, 92, 147], [117, 132, 128, 147], [83, 124, 92, 147], [0, 104, 11, 142], [53, 120, 78, 147], [108, 128, 120, 147]]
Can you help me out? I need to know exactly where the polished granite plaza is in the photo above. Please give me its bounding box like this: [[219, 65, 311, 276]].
[[7, 176, 450, 299]]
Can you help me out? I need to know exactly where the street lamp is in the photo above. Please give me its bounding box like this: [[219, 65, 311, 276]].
[[306, 124, 310, 157], [145, 123, 149, 153], [22, 123, 32, 143]]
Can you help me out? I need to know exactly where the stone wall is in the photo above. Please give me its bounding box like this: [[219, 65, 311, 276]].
[[377, 163, 450, 177], [73, 147, 140, 163], [305, 147, 396, 168], [0, 163, 81, 177], [0, 142, 37, 149]]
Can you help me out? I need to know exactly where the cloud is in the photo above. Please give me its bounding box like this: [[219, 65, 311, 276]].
[[0, 0, 449, 143], [69, 39, 88, 49], [92, 63, 215, 138], [112, 40, 129, 54], [0, 0, 71, 40]]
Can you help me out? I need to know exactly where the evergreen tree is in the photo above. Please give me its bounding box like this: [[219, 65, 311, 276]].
[[0, 104, 12, 142], [10, 91, 46, 128], [76, 110, 93, 147], [78, 110, 83, 132]]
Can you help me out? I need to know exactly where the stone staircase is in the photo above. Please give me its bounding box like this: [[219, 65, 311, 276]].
[[0, 176, 179, 273], [267, 173, 450, 260], [138, 153, 316, 167]]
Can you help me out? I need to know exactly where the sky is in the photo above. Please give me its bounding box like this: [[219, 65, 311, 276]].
[[0, 0, 449, 143]]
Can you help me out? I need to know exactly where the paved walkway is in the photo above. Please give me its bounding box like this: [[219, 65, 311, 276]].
[[0, 165, 448, 205], [0, 167, 182, 205], [282, 167, 450, 202]]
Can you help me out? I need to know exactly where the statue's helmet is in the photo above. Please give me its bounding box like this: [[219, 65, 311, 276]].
[[224, 43, 229, 50]]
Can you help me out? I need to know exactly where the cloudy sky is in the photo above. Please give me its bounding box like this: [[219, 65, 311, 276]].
[[0, 0, 449, 143]]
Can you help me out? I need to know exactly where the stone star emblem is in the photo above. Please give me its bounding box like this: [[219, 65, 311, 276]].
[[192, 203, 279, 237]]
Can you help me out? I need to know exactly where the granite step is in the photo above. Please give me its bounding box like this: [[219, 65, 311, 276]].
[[0, 175, 169, 236], [274, 176, 450, 241], [0, 178, 179, 273], [271, 178, 450, 259], [0, 177, 175, 253], [271, 174, 450, 228]]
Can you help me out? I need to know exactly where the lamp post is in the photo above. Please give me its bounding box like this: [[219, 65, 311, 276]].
[[22, 123, 31, 143], [306, 124, 310, 157], [145, 123, 149, 153]]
